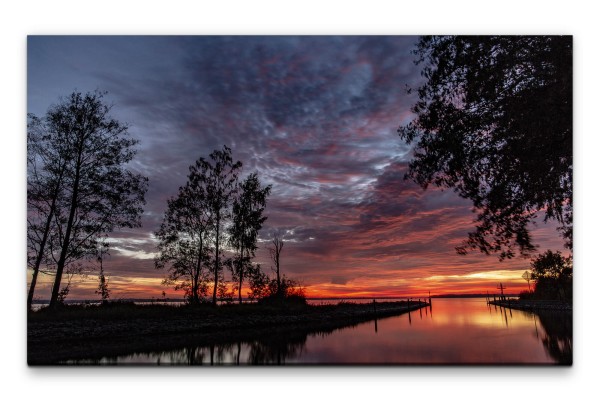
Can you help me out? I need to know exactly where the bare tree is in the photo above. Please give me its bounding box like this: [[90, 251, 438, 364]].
[[269, 236, 284, 297]]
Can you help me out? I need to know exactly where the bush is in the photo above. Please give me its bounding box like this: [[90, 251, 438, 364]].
[[518, 291, 534, 300], [256, 277, 306, 306]]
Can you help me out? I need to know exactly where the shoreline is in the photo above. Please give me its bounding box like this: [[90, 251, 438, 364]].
[[488, 299, 572, 312], [28, 300, 429, 365]]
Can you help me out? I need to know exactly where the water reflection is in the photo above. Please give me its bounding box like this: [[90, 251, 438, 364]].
[[536, 311, 573, 364], [66, 299, 571, 365], [488, 301, 572, 365], [73, 332, 310, 365]]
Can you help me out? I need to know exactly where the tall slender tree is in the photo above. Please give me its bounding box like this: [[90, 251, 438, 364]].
[[27, 91, 148, 308], [95, 242, 111, 304], [192, 146, 242, 305], [269, 235, 284, 297], [229, 173, 271, 303], [155, 162, 213, 304]]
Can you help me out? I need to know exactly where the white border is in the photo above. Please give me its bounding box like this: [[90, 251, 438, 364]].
[[3, 1, 597, 400]]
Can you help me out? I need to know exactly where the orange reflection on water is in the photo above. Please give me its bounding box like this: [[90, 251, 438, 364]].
[[295, 298, 570, 364], [93, 298, 571, 365]]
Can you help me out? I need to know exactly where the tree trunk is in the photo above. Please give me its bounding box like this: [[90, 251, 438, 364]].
[[27, 203, 54, 309], [238, 245, 244, 304], [212, 213, 220, 306], [276, 259, 281, 298], [192, 237, 204, 305], [27, 265, 41, 310], [191, 274, 198, 304], [49, 196, 78, 306], [28, 168, 65, 310], [238, 264, 243, 304], [49, 148, 82, 308]]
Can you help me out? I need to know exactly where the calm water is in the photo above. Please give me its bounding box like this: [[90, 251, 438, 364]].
[[67, 298, 572, 365]]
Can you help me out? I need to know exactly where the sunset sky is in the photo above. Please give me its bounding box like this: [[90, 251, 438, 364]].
[[27, 36, 568, 300]]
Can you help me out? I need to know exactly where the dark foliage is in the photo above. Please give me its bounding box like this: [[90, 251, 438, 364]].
[[27, 91, 148, 308], [518, 290, 534, 300], [229, 173, 271, 303], [536, 311, 572, 365], [399, 36, 572, 259], [155, 147, 271, 305], [154, 159, 214, 305], [256, 276, 307, 306], [195, 146, 242, 305], [530, 250, 572, 301], [95, 244, 111, 304]]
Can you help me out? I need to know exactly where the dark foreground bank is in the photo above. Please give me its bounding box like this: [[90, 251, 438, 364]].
[[488, 299, 572, 312], [28, 300, 428, 365]]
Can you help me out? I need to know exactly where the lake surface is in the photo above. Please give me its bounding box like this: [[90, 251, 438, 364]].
[[66, 298, 572, 365]]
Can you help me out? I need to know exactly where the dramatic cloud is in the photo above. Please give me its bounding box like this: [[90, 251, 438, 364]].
[[27, 36, 567, 299]]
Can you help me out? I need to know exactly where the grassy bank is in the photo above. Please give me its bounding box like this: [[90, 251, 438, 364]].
[[28, 300, 428, 365]]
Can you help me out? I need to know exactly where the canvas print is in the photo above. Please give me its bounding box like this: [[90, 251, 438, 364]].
[[27, 36, 572, 365]]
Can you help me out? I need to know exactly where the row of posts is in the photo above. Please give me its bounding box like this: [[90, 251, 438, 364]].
[[485, 289, 511, 307]]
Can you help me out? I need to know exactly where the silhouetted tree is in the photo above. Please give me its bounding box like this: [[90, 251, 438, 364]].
[[192, 146, 242, 305], [28, 91, 148, 308], [55, 263, 84, 305], [247, 264, 306, 304], [536, 310, 573, 365], [155, 161, 214, 304], [399, 36, 572, 259], [247, 333, 307, 365], [217, 275, 234, 304], [269, 235, 284, 297], [531, 250, 572, 301], [266, 275, 306, 303], [229, 173, 271, 303], [27, 114, 70, 310], [247, 263, 270, 300], [95, 243, 111, 304]]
